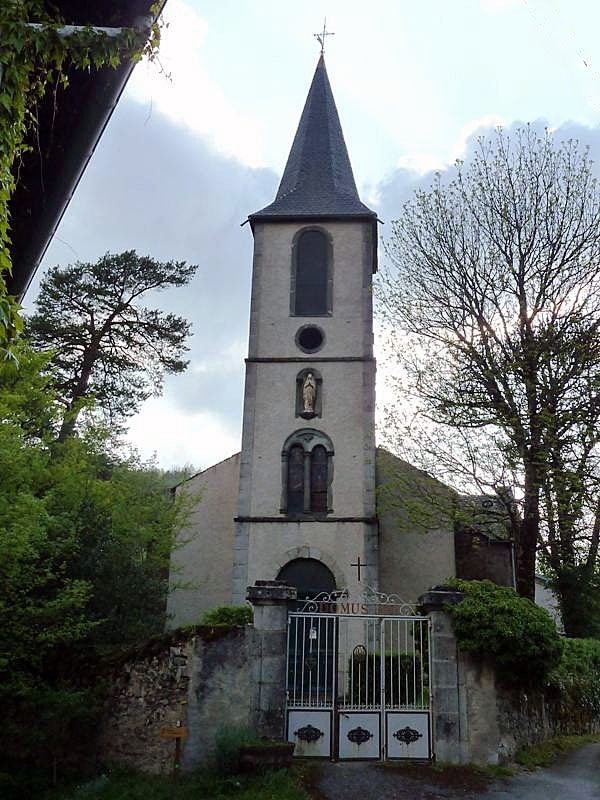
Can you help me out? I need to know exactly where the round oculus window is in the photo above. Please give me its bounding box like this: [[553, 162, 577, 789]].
[[296, 325, 325, 353]]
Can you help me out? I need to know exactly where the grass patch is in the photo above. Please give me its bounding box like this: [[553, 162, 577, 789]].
[[515, 734, 600, 769], [39, 767, 309, 800], [484, 764, 515, 778]]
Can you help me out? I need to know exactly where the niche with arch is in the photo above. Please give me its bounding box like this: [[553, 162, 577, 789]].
[[296, 367, 323, 419]]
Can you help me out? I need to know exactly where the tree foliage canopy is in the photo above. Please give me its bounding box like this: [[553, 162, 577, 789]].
[[381, 127, 600, 635], [27, 251, 197, 439], [447, 580, 563, 685], [0, 341, 190, 767]]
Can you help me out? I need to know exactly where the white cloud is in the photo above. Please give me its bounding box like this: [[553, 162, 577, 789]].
[[127, 397, 240, 471], [480, 0, 520, 13], [127, 0, 265, 167], [452, 114, 505, 160], [396, 153, 446, 176], [393, 114, 505, 177]]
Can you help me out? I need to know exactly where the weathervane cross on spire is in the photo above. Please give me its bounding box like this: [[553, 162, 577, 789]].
[[314, 18, 334, 55]]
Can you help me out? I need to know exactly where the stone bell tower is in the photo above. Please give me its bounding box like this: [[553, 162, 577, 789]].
[[232, 55, 378, 604]]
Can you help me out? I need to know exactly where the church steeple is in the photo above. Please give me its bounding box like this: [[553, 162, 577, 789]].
[[250, 56, 375, 221]]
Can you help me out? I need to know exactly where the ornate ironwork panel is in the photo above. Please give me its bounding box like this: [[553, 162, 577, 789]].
[[294, 724, 324, 743], [347, 726, 373, 745], [393, 726, 423, 745]]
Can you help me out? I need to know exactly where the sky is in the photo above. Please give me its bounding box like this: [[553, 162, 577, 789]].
[[24, 0, 600, 470]]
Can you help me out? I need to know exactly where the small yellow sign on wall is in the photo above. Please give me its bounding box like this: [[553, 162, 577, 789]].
[[160, 725, 188, 738]]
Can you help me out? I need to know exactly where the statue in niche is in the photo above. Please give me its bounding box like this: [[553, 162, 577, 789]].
[[302, 372, 317, 414]]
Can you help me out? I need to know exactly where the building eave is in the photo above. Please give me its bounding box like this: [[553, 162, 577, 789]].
[[7, 0, 167, 301]]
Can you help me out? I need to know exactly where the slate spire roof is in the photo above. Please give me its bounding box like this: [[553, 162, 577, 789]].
[[249, 55, 376, 221]]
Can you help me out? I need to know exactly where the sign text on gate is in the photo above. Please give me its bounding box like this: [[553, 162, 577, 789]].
[[318, 601, 402, 615]]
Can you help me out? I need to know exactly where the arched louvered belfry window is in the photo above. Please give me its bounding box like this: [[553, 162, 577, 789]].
[[310, 445, 328, 512], [292, 228, 332, 316], [281, 429, 334, 515], [287, 445, 305, 514]]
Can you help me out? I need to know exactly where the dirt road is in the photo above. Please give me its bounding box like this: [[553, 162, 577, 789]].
[[315, 742, 600, 800]]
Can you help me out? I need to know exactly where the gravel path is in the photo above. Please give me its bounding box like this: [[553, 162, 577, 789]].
[[317, 761, 490, 800], [486, 742, 600, 800], [315, 743, 600, 800]]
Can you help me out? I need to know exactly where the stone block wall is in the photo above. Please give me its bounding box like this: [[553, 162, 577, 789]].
[[96, 626, 261, 774], [183, 627, 257, 769], [422, 590, 599, 765], [459, 650, 600, 763], [96, 584, 294, 774], [97, 639, 193, 774]]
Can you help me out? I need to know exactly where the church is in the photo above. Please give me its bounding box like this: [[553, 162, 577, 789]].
[[167, 55, 515, 628]]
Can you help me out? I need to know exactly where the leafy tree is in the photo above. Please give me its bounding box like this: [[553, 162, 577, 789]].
[[0, 345, 97, 767], [0, 342, 189, 771], [54, 446, 188, 651], [27, 251, 197, 440], [381, 127, 600, 635]]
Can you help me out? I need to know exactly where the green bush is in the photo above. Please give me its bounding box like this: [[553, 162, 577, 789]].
[[551, 637, 600, 677], [446, 580, 563, 685], [200, 605, 253, 626], [348, 652, 426, 706], [547, 638, 600, 717], [213, 726, 260, 775]]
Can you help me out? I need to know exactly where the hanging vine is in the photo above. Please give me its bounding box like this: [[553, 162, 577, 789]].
[[0, 0, 162, 360]]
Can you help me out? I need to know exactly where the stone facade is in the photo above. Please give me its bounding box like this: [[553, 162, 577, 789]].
[[97, 639, 193, 774], [377, 450, 456, 601], [232, 219, 378, 605], [98, 584, 294, 773], [421, 591, 599, 765], [167, 445, 459, 628], [535, 575, 563, 631], [454, 530, 514, 587], [167, 453, 240, 628]]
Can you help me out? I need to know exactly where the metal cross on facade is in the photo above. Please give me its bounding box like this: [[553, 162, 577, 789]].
[[351, 556, 371, 583], [314, 18, 334, 55]]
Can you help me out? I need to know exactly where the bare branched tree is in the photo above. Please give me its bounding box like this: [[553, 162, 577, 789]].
[[380, 126, 600, 635]]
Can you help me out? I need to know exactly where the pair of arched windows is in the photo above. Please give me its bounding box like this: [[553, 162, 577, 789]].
[[281, 430, 333, 516], [287, 444, 328, 513], [291, 229, 332, 316]]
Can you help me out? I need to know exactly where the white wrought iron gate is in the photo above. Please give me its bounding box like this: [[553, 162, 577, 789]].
[[286, 589, 432, 761]]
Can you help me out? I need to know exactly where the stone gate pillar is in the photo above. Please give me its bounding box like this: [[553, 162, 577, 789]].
[[247, 580, 297, 739], [419, 587, 467, 763]]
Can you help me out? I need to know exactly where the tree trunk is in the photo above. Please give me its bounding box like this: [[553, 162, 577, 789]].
[[515, 462, 539, 601], [58, 413, 78, 443], [556, 567, 599, 638], [57, 346, 98, 442], [515, 516, 537, 600]]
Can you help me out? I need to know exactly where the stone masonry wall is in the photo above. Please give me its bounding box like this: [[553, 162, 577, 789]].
[[182, 626, 257, 769], [95, 588, 292, 776], [459, 651, 600, 764], [97, 638, 193, 774], [422, 593, 600, 766], [96, 626, 261, 775]]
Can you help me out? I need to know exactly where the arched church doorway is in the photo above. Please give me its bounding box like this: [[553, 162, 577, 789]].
[[279, 559, 336, 715], [277, 558, 336, 602]]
